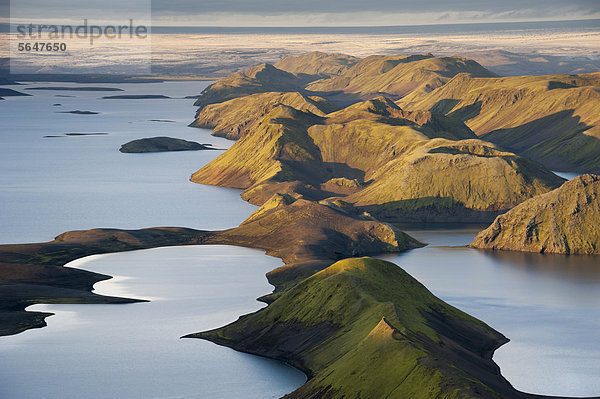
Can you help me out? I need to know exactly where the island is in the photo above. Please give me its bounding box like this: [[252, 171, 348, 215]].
[[119, 137, 215, 153], [25, 87, 124, 91], [189, 257, 520, 399], [102, 95, 171, 99], [59, 110, 100, 115]]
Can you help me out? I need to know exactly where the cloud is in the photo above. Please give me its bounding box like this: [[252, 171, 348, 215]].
[[152, 0, 600, 25], [7, 0, 600, 26], [150, 0, 600, 15]]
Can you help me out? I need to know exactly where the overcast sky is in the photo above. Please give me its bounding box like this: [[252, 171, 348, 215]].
[[3, 0, 600, 26]]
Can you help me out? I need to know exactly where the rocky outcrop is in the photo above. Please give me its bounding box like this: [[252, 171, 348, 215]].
[[471, 174, 600, 254]]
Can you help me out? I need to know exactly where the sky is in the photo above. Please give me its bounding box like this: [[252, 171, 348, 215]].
[[2, 0, 600, 26]]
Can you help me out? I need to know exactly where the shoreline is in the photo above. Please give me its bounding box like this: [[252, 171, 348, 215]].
[[1, 245, 307, 399]]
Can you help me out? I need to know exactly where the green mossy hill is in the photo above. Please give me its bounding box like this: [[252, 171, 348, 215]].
[[189, 257, 520, 399], [400, 72, 600, 173], [119, 137, 211, 153], [193, 63, 303, 109], [190, 91, 339, 140], [209, 194, 422, 288], [192, 100, 563, 222], [471, 174, 600, 255], [274, 51, 360, 80], [0, 227, 210, 336], [306, 54, 496, 104], [341, 138, 564, 222]]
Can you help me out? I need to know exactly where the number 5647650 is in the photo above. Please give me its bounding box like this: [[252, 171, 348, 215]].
[[17, 42, 67, 51]]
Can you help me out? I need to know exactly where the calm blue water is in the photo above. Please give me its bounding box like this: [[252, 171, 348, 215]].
[[0, 246, 307, 399], [378, 226, 600, 397], [0, 81, 255, 244]]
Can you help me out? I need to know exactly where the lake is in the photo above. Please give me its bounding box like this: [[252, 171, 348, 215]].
[[0, 81, 598, 398], [0, 81, 255, 244]]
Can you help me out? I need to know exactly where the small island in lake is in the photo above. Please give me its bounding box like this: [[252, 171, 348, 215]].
[[103, 95, 171, 99], [59, 110, 100, 115], [119, 137, 215, 153]]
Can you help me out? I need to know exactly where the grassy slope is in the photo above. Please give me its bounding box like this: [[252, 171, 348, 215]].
[[400, 72, 600, 173], [191, 104, 324, 192], [341, 139, 564, 219], [471, 174, 600, 254], [191, 257, 519, 399], [190, 91, 339, 140]]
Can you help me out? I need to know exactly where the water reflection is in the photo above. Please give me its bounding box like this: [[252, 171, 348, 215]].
[[482, 250, 600, 284]]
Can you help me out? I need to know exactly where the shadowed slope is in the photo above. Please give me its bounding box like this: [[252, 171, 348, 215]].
[[401, 72, 600, 173], [209, 194, 422, 289]]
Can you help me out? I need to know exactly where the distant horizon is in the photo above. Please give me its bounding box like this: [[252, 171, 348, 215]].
[[2, 17, 599, 29], [150, 17, 600, 28]]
